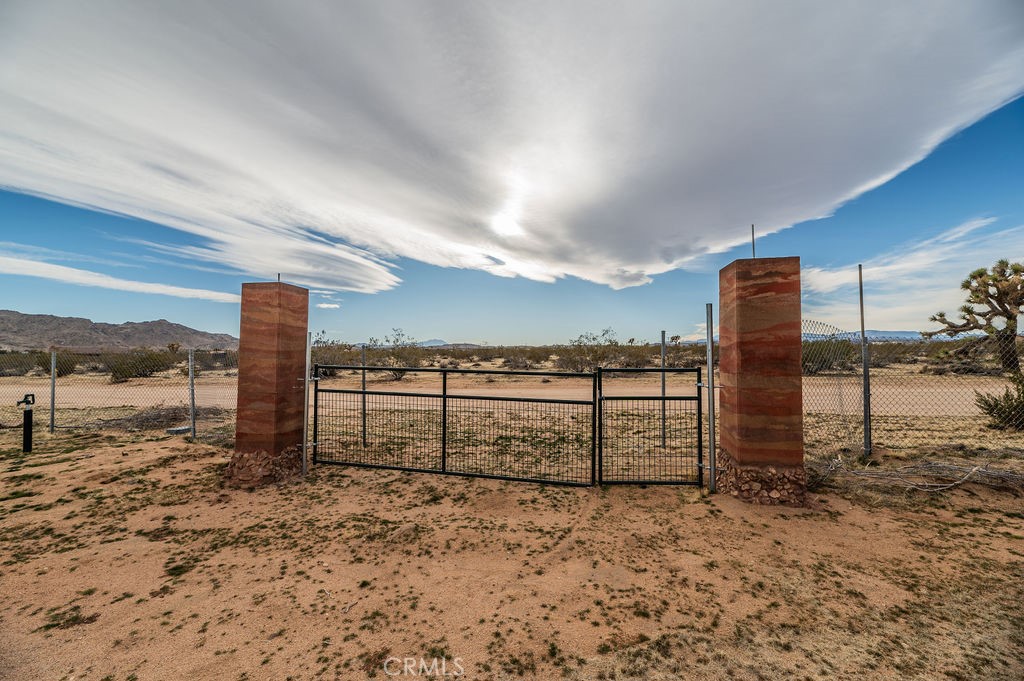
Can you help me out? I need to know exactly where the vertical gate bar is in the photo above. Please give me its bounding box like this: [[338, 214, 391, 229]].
[[590, 371, 598, 485], [705, 303, 717, 493], [301, 331, 311, 476], [188, 349, 196, 439], [49, 350, 56, 433], [441, 370, 448, 472], [312, 363, 320, 463], [361, 345, 368, 448], [660, 330, 667, 448], [696, 366, 704, 488], [597, 368, 604, 485]]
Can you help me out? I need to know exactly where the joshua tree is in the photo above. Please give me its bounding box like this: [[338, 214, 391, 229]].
[[925, 259, 1022, 374]]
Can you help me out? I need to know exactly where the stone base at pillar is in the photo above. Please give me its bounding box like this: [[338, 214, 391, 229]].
[[716, 449, 807, 506], [225, 446, 303, 488]]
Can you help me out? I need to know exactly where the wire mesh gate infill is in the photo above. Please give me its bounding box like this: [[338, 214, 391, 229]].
[[598, 368, 703, 486], [312, 365, 703, 486]]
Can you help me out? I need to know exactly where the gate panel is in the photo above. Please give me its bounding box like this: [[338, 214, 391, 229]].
[[444, 395, 593, 485], [314, 389, 443, 472], [599, 368, 703, 485], [313, 366, 595, 486]]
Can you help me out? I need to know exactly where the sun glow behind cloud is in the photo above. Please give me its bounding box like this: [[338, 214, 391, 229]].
[[0, 1, 1022, 298]]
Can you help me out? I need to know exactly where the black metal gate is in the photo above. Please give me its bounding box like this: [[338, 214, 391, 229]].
[[597, 368, 703, 486], [312, 365, 702, 487]]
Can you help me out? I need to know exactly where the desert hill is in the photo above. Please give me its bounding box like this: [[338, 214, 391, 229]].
[[0, 309, 238, 351]]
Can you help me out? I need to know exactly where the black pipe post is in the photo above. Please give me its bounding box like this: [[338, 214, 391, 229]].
[[17, 393, 34, 453]]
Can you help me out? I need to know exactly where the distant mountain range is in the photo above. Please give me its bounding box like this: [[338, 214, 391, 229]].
[[0, 310, 239, 351]]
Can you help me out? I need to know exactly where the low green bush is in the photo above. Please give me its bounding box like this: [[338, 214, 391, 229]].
[[975, 373, 1024, 430], [104, 350, 178, 383], [33, 351, 78, 377]]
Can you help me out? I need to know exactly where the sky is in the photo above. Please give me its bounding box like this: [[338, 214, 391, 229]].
[[0, 1, 1023, 345]]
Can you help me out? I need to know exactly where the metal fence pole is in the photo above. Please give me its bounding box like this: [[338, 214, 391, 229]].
[[859, 265, 872, 462], [302, 331, 311, 476], [596, 368, 604, 485], [361, 344, 367, 448], [591, 372, 598, 485], [188, 349, 196, 439], [705, 303, 717, 493], [49, 350, 56, 433], [441, 370, 448, 472], [660, 330, 667, 448]]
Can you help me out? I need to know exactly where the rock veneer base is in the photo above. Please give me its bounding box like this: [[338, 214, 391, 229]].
[[228, 282, 308, 488], [718, 257, 806, 505], [225, 446, 302, 488]]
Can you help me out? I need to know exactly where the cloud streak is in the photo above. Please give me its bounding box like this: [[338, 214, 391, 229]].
[[0, 255, 240, 303], [803, 218, 1023, 331], [1, 1, 1022, 293]]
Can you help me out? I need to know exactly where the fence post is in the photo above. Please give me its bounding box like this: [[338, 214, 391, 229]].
[[596, 368, 604, 485], [441, 370, 448, 472], [361, 344, 367, 448], [660, 330, 667, 448], [302, 332, 311, 476], [705, 303, 717, 493], [858, 265, 872, 462], [49, 350, 56, 433], [188, 349, 196, 439], [591, 371, 598, 485]]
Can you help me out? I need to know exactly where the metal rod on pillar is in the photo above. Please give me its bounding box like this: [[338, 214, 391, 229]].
[[751, 224, 756, 258]]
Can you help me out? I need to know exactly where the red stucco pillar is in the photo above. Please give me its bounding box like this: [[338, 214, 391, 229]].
[[226, 282, 308, 487], [718, 257, 806, 504]]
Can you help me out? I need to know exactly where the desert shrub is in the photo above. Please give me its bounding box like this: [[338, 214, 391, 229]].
[[975, 373, 1024, 430], [554, 329, 619, 372], [616, 344, 655, 368], [921, 336, 1003, 376], [801, 339, 858, 375], [501, 352, 534, 370], [666, 344, 712, 369], [524, 346, 553, 365], [472, 346, 503, 363], [0, 352, 38, 377], [192, 349, 238, 371], [33, 351, 78, 377], [366, 329, 422, 380], [104, 350, 177, 383], [312, 340, 359, 376]]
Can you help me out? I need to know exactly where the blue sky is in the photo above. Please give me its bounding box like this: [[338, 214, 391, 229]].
[[1, 2, 1022, 344]]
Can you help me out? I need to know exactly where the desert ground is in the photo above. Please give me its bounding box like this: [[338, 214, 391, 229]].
[[1, 424, 1022, 681]]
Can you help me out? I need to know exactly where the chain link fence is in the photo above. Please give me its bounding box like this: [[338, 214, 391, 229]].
[[801, 320, 1024, 459], [0, 348, 237, 443]]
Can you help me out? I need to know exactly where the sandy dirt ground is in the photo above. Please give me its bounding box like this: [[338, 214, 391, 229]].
[[1, 428, 1022, 681]]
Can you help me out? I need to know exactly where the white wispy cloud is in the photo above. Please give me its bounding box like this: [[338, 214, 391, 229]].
[[315, 303, 340, 309], [0, 2, 1022, 293], [0, 241, 141, 269], [0, 255, 240, 303], [802, 218, 1023, 331]]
